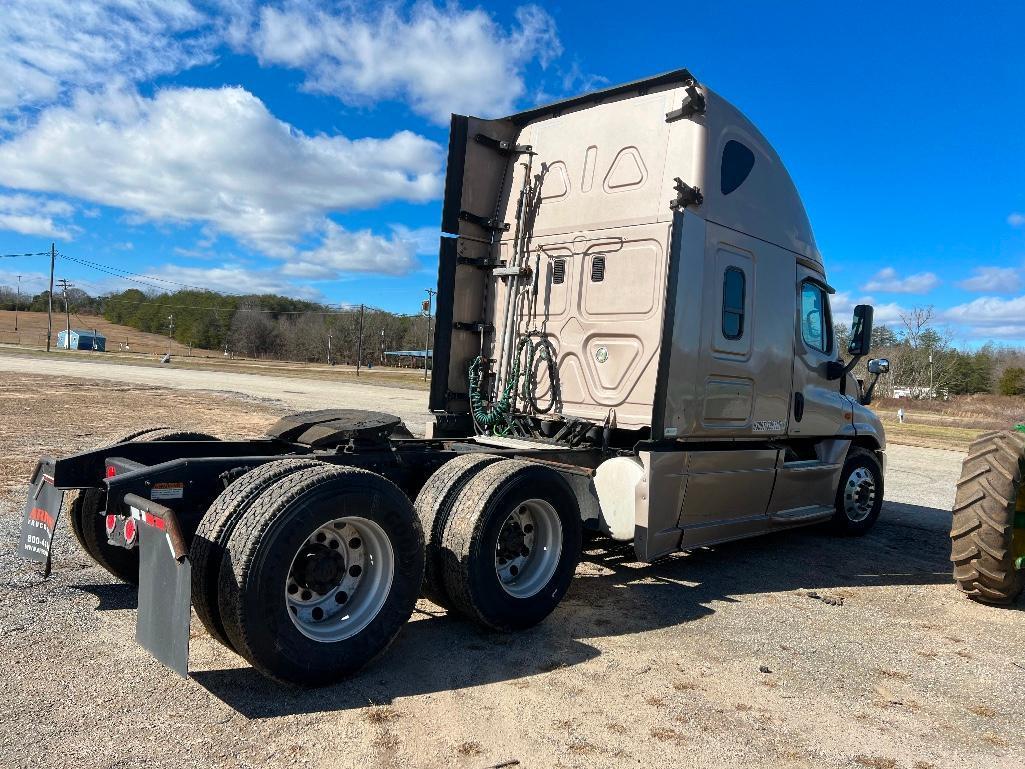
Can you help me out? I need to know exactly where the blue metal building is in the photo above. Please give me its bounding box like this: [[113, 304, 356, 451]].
[[56, 329, 107, 351]]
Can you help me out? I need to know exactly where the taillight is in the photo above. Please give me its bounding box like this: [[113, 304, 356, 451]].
[[105, 515, 117, 536], [123, 518, 137, 546], [105, 465, 116, 478]]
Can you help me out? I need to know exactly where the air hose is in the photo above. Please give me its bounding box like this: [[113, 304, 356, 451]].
[[468, 332, 560, 433]]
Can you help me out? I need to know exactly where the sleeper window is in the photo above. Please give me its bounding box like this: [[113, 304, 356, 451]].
[[722, 267, 745, 339], [800, 281, 832, 353]]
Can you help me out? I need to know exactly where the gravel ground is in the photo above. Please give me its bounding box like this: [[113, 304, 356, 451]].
[[1, 372, 1023, 769]]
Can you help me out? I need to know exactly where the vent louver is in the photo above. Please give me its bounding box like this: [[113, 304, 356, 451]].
[[590, 255, 605, 282], [552, 259, 566, 284]]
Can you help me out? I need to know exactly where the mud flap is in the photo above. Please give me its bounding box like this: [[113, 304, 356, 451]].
[[126, 493, 192, 678], [18, 457, 64, 577]]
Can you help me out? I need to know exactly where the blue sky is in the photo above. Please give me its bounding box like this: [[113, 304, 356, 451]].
[[1, 1, 1023, 343]]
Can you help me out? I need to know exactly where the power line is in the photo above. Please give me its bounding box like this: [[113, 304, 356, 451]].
[[0, 251, 49, 258]]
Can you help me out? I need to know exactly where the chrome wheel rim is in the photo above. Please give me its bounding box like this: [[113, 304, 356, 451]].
[[285, 516, 394, 643], [495, 499, 562, 598], [843, 467, 876, 522]]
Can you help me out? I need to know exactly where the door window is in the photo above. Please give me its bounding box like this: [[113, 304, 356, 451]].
[[722, 267, 745, 340], [800, 281, 832, 353]]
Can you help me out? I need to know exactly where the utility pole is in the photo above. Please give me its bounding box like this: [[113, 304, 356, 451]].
[[327, 333, 333, 366], [55, 278, 72, 349], [356, 304, 366, 376], [14, 275, 20, 332], [167, 315, 174, 356], [423, 288, 436, 381], [46, 243, 55, 352]]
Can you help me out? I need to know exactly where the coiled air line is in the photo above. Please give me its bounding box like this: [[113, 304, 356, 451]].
[[468, 332, 560, 433]]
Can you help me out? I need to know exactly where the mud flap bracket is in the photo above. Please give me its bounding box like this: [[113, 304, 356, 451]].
[[125, 493, 192, 678]]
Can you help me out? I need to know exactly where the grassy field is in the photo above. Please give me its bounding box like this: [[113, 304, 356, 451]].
[[0, 310, 432, 389], [873, 394, 1025, 451]]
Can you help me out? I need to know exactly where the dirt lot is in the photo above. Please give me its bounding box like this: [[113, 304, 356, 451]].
[[1, 372, 1023, 769]]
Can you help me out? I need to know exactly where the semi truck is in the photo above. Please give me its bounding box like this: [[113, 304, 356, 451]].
[[18, 69, 901, 686]]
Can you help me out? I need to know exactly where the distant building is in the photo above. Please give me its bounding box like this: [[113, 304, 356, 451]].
[[56, 329, 106, 352]]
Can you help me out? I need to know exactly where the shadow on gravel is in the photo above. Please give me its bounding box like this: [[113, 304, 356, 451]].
[[73, 582, 138, 611], [192, 500, 957, 718]]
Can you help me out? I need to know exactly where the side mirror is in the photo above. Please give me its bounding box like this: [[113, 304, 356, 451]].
[[848, 305, 874, 357], [867, 358, 889, 375]]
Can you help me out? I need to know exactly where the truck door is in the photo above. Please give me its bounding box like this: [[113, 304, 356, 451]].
[[788, 266, 851, 437]]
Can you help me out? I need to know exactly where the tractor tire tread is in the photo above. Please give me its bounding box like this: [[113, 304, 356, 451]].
[[950, 430, 1024, 606]]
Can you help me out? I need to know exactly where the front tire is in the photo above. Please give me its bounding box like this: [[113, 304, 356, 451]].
[[440, 459, 581, 631], [217, 465, 424, 685], [830, 447, 884, 535]]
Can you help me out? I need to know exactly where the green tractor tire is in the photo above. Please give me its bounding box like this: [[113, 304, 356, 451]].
[[950, 431, 1025, 605]]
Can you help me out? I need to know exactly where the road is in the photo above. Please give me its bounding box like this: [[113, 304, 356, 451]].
[[0, 351, 433, 433]]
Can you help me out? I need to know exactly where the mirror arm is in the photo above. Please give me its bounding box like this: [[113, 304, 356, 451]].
[[860, 371, 881, 405], [827, 354, 863, 381]]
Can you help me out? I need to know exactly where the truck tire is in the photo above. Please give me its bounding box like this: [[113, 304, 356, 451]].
[[217, 465, 424, 685], [70, 427, 217, 583], [190, 457, 325, 649], [829, 447, 884, 536], [951, 430, 1025, 606], [414, 453, 503, 608], [440, 459, 581, 631]]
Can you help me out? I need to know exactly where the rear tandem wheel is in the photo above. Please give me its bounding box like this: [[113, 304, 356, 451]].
[[216, 464, 424, 685]]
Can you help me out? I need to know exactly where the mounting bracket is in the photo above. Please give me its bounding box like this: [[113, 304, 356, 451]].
[[474, 133, 533, 156], [669, 177, 703, 211], [458, 210, 510, 232], [666, 83, 706, 123]]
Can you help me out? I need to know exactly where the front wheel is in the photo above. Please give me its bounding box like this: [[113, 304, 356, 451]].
[[440, 459, 582, 631], [829, 447, 884, 535]]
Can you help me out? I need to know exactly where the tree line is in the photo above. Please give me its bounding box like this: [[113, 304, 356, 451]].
[[0, 286, 431, 365], [835, 306, 1025, 397]]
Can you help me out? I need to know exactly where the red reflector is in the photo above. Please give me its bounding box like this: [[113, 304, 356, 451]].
[[105, 466, 116, 478], [105, 515, 117, 536], [123, 519, 137, 545]]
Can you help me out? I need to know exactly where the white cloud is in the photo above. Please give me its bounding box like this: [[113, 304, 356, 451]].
[[252, 2, 562, 124], [0, 193, 76, 238], [957, 266, 1023, 293], [0, 0, 218, 114], [1008, 212, 1025, 228], [861, 266, 939, 294], [143, 263, 322, 299], [945, 295, 1025, 326], [281, 222, 422, 279], [967, 325, 1025, 339], [832, 290, 904, 325], [0, 85, 443, 264]]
